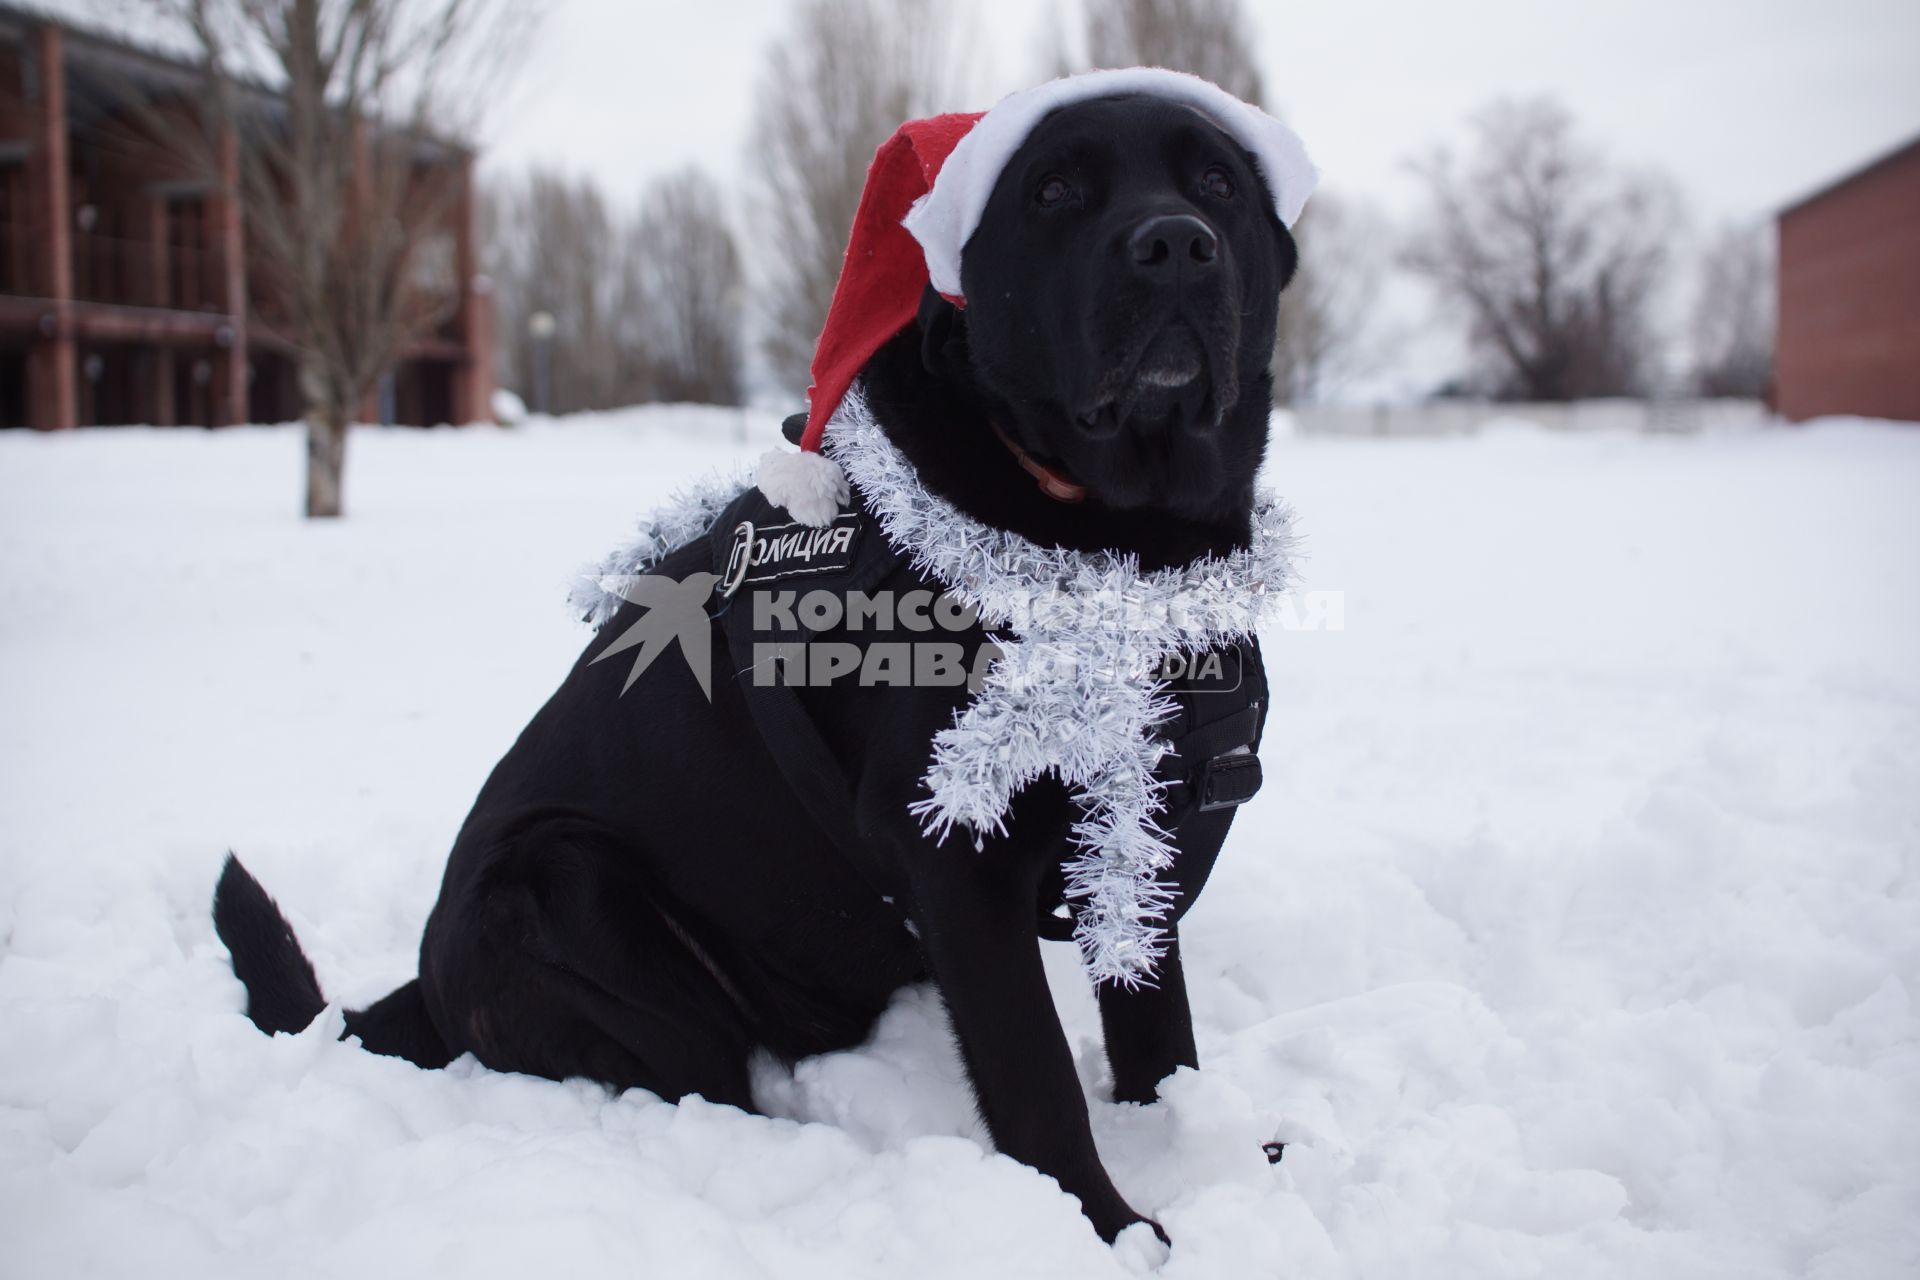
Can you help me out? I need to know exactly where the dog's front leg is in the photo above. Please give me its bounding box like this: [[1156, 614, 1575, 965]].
[[900, 809, 1155, 1243], [1097, 930, 1198, 1105]]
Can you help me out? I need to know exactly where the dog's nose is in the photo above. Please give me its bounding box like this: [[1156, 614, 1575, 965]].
[[1128, 214, 1218, 272]]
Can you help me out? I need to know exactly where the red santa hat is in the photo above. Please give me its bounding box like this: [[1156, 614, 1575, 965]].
[[757, 68, 1317, 526]]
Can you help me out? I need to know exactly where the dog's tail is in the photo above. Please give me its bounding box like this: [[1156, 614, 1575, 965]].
[[212, 854, 452, 1068]]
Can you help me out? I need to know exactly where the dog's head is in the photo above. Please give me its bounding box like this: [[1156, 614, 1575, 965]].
[[916, 94, 1299, 523]]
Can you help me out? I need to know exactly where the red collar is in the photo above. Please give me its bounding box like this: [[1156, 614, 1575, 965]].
[[990, 421, 1087, 504]]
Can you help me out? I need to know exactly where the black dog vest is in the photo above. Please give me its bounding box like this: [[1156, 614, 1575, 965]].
[[694, 481, 1268, 942]]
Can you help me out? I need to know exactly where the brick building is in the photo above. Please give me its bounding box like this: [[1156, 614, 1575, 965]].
[[1776, 134, 1920, 424], [0, 7, 492, 429]]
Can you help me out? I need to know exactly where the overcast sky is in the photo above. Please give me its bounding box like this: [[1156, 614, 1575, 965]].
[[484, 0, 1920, 227]]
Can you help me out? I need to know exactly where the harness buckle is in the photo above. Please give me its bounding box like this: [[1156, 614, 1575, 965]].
[[1198, 749, 1263, 811], [719, 521, 754, 598]]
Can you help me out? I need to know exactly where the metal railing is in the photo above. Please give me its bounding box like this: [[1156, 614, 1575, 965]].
[[0, 223, 233, 312]]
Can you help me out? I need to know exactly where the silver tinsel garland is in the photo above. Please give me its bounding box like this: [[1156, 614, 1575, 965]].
[[567, 468, 750, 629], [570, 390, 1298, 986], [825, 394, 1297, 986]]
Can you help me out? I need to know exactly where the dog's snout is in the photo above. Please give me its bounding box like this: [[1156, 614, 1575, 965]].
[[1128, 214, 1218, 273]]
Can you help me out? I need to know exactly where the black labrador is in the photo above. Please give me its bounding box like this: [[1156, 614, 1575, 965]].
[[214, 93, 1298, 1244]]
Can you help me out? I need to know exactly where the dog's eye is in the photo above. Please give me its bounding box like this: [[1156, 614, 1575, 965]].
[[1202, 167, 1235, 200], [1035, 175, 1072, 208]]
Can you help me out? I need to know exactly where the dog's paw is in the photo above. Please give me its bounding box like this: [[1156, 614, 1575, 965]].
[[1113, 1220, 1172, 1271]]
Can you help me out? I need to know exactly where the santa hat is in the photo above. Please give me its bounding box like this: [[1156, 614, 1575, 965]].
[[757, 68, 1318, 526]]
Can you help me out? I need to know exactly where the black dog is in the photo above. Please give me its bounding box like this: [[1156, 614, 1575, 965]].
[[214, 93, 1298, 1244]]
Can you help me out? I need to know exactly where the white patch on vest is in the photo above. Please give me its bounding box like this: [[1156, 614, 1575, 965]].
[[741, 517, 861, 583]]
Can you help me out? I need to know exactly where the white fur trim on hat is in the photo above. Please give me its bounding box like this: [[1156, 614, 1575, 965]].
[[756, 448, 849, 527], [902, 67, 1318, 298]]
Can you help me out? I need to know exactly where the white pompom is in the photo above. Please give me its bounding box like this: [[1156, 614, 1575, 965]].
[[756, 448, 849, 527]]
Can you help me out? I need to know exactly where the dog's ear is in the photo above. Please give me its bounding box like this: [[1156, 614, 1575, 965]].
[[1273, 221, 1301, 294], [917, 285, 970, 380]]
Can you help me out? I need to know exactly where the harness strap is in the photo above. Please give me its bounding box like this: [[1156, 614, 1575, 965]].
[[730, 640, 874, 868], [709, 486, 911, 915], [1160, 703, 1264, 813]]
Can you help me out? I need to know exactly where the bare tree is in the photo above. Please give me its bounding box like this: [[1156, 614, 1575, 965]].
[[484, 166, 745, 412], [485, 171, 626, 414], [163, 0, 527, 516], [1403, 98, 1680, 401], [1270, 193, 1387, 405], [1081, 0, 1262, 102], [1691, 222, 1773, 398], [747, 0, 974, 393], [623, 169, 746, 406]]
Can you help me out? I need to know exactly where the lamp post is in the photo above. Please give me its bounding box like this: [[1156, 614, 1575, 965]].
[[528, 310, 556, 415]]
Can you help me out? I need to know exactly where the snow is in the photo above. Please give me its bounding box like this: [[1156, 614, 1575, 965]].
[[2, 409, 1917, 1278]]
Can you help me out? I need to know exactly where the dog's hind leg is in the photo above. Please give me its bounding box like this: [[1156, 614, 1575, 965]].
[[422, 823, 759, 1109], [343, 979, 454, 1068]]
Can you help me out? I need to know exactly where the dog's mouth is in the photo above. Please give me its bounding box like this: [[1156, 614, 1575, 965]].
[[1133, 324, 1205, 391], [1077, 322, 1220, 433]]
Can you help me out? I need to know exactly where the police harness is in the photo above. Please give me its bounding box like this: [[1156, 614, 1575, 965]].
[[696, 423, 1269, 950]]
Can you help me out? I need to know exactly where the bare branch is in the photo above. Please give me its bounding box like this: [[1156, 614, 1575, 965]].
[[1690, 223, 1773, 398], [1402, 97, 1682, 400], [482, 166, 747, 412], [1270, 194, 1389, 404], [746, 0, 977, 393], [143, 0, 538, 514], [1081, 0, 1263, 103]]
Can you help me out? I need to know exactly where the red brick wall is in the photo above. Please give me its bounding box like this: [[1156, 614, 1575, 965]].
[[1776, 140, 1920, 423]]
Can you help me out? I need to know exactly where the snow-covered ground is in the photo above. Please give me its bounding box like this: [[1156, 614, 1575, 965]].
[[2, 408, 1916, 1278]]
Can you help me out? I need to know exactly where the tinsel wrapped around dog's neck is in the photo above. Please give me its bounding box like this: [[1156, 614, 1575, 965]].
[[569, 389, 1298, 986]]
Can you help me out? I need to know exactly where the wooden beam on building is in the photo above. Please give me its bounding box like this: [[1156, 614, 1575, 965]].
[[206, 127, 247, 426], [26, 22, 74, 430], [448, 152, 493, 425]]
